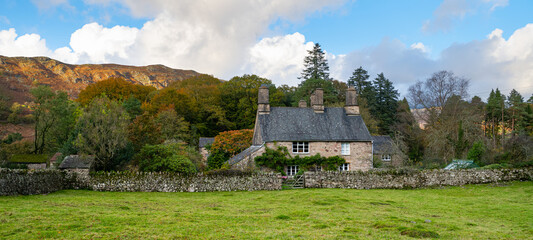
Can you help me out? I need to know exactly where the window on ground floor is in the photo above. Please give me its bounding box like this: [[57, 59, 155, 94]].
[[339, 163, 350, 171], [381, 155, 391, 162], [341, 142, 350, 155], [287, 165, 299, 176], [292, 142, 309, 153]]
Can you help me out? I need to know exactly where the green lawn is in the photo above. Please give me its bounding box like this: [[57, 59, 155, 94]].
[[1, 182, 532, 239]]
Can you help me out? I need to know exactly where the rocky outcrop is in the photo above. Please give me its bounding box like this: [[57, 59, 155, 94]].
[[0, 55, 201, 102]]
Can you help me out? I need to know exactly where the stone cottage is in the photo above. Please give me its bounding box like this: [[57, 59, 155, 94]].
[[228, 86, 373, 174]]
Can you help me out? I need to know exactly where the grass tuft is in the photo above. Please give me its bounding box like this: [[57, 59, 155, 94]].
[[275, 214, 290, 220]]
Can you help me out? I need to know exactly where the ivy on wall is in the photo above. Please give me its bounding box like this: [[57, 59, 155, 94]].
[[254, 146, 346, 175]]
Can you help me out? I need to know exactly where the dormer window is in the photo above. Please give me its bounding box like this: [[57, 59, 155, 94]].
[[381, 155, 391, 162], [292, 142, 309, 153]]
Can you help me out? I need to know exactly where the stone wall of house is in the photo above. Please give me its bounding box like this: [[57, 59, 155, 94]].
[[374, 154, 403, 168], [266, 141, 373, 171], [27, 163, 47, 170], [304, 168, 533, 189], [199, 147, 209, 164]]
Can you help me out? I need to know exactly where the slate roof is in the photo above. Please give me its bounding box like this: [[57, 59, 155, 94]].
[[58, 155, 94, 169], [198, 137, 215, 148], [372, 135, 393, 153], [257, 107, 372, 142], [444, 160, 479, 170], [228, 145, 264, 166]]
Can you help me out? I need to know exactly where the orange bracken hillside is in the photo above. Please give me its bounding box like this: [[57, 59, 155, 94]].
[[0, 55, 201, 103]]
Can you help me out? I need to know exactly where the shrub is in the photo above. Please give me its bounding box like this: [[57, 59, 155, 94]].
[[373, 156, 382, 168], [207, 150, 230, 170], [2, 132, 22, 144], [467, 141, 485, 165], [481, 163, 511, 169], [136, 143, 197, 174], [0, 140, 33, 162]]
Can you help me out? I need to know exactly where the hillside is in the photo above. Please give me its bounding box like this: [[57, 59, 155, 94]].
[[0, 55, 201, 103]]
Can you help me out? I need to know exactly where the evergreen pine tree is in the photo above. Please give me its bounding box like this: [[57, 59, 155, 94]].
[[372, 73, 399, 135], [348, 66, 370, 93], [299, 43, 330, 81]]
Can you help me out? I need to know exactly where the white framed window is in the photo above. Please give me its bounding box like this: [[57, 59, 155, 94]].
[[287, 165, 299, 176], [292, 142, 309, 153], [339, 163, 349, 171], [381, 155, 391, 162], [341, 143, 350, 155]]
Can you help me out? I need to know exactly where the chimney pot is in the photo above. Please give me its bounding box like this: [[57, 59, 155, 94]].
[[311, 88, 324, 113], [345, 87, 360, 116], [298, 100, 307, 108], [258, 86, 270, 114]]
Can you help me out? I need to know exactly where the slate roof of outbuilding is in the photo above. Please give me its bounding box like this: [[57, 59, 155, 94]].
[[228, 145, 264, 166], [58, 155, 94, 169], [257, 107, 372, 142], [198, 137, 215, 148], [372, 135, 393, 153]]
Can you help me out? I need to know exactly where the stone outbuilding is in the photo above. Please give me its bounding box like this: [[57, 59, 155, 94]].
[[372, 135, 403, 167], [198, 137, 215, 162], [58, 155, 94, 173], [228, 86, 373, 174]]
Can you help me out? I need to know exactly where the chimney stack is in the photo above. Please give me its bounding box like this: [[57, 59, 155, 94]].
[[298, 100, 307, 108], [257, 85, 270, 114], [310, 88, 324, 113], [345, 87, 360, 116]]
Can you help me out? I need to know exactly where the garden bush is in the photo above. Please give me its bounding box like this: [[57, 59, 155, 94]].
[[136, 143, 197, 174]]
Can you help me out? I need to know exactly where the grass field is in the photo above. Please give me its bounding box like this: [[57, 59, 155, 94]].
[[1, 182, 532, 239]]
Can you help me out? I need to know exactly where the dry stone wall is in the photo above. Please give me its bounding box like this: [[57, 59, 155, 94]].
[[0, 169, 69, 195], [1, 168, 532, 196], [0, 168, 281, 196], [84, 171, 281, 192], [304, 168, 533, 189]]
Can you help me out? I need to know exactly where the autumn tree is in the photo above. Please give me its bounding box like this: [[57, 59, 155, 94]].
[[155, 108, 190, 143], [77, 77, 156, 106], [31, 86, 77, 154], [75, 97, 130, 170], [207, 129, 253, 169], [128, 112, 163, 151]]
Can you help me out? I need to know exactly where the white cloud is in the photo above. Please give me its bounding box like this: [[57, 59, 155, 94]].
[[423, 0, 509, 33], [333, 23, 533, 99], [81, 0, 347, 77], [68, 22, 139, 63], [246, 32, 314, 86], [410, 42, 429, 53], [0, 28, 51, 56]]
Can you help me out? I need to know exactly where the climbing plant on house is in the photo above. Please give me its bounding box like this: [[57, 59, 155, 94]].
[[254, 146, 346, 175]]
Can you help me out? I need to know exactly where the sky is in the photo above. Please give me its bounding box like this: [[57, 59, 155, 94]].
[[1, 0, 532, 100]]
